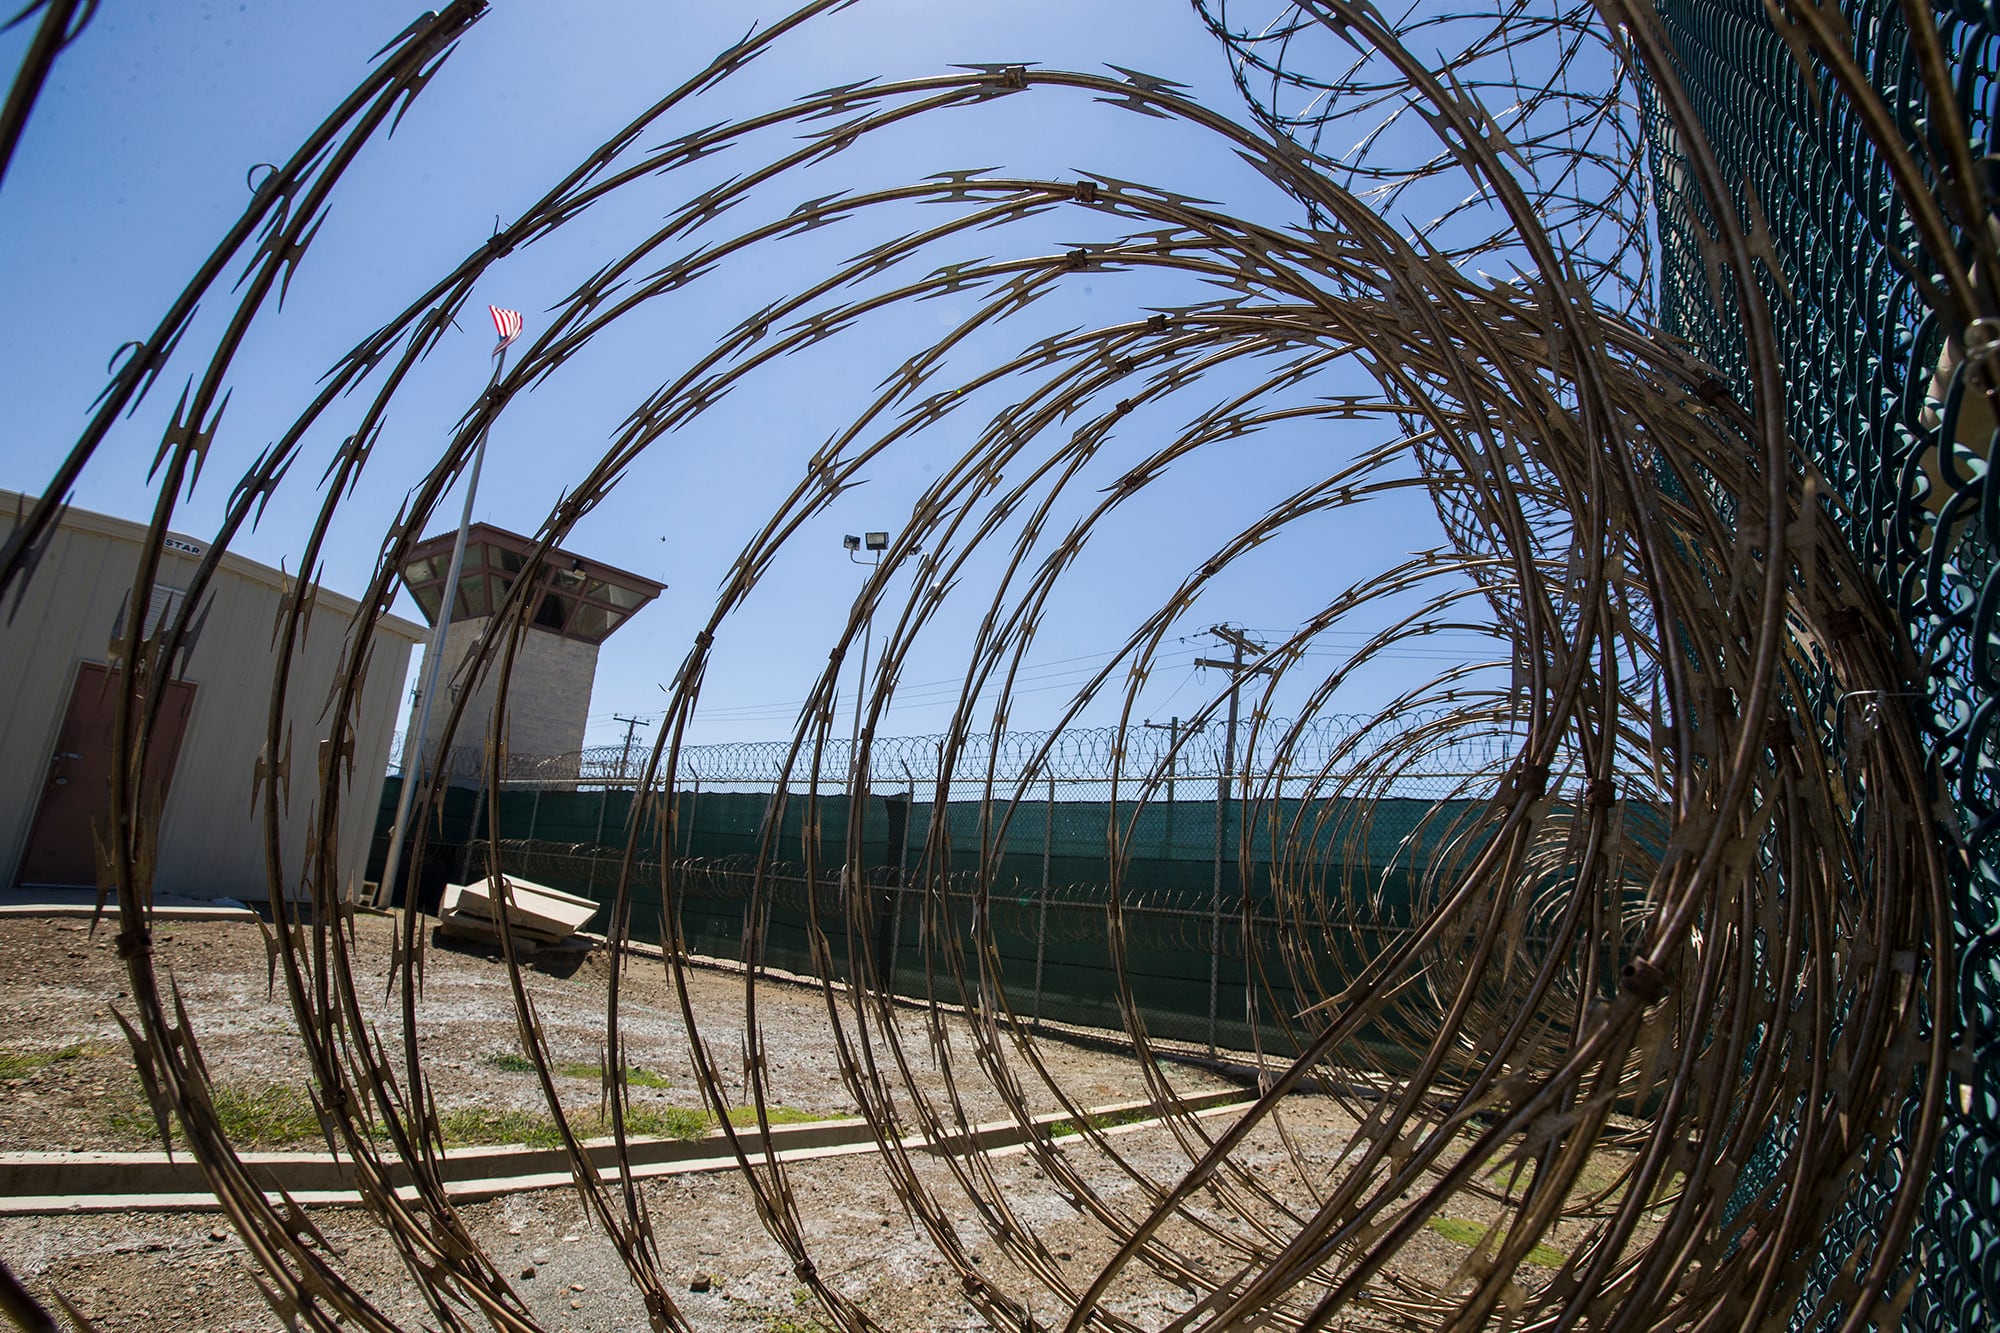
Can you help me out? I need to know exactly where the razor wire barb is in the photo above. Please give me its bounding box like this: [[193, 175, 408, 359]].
[[0, 0, 1983, 1329]]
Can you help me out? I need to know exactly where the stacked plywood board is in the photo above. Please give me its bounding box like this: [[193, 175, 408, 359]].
[[437, 874, 600, 949]]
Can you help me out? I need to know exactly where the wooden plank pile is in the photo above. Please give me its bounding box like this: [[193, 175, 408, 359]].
[[437, 874, 601, 951]]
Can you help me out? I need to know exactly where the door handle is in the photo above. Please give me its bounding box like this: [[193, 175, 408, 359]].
[[53, 752, 81, 761]]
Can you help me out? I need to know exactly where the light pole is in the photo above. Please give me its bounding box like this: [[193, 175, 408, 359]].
[[842, 530, 889, 776], [379, 306, 522, 907]]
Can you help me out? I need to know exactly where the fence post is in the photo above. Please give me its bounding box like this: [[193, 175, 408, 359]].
[[1033, 773, 1053, 1026], [661, 786, 675, 864], [757, 784, 780, 961], [1210, 768, 1225, 1055], [467, 780, 489, 881], [892, 775, 913, 992], [587, 782, 613, 896], [683, 779, 699, 858]]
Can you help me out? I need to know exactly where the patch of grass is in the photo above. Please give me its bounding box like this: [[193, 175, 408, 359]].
[[211, 1083, 323, 1148], [764, 1304, 828, 1328], [1426, 1216, 1489, 1247], [106, 1080, 324, 1150], [724, 1104, 823, 1129], [621, 1104, 711, 1141], [104, 1099, 167, 1145], [1484, 1150, 1682, 1218], [492, 1054, 674, 1090], [438, 1106, 564, 1149], [100, 1066, 826, 1151], [0, 1041, 110, 1079], [552, 1060, 672, 1090], [766, 1286, 831, 1333], [1043, 1106, 1158, 1140], [606, 1102, 824, 1138], [1425, 1216, 1566, 1268]]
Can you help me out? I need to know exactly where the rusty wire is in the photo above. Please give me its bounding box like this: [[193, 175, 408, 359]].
[[0, 0, 1974, 1328]]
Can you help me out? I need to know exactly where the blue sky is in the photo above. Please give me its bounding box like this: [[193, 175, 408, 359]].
[[1, 2, 1507, 758]]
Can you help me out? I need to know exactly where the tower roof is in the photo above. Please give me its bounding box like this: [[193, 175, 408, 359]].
[[399, 523, 664, 646]]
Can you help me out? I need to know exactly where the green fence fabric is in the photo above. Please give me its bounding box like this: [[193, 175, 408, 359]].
[[378, 778, 1503, 1056], [1647, 0, 2000, 1325]]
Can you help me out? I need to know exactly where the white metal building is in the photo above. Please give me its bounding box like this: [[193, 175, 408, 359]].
[[0, 489, 424, 903]]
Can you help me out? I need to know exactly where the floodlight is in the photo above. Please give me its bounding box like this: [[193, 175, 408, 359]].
[[864, 531, 888, 551], [842, 534, 861, 551]]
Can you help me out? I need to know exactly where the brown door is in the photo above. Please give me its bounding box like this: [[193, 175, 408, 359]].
[[16, 663, 197, 888]]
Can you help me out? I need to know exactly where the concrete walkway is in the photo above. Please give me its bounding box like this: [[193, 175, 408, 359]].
[[0, 1091, 1253, 1215], [0, 887, 257, 921]]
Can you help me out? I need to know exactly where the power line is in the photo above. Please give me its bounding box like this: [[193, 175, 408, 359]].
[[680, 643, 1206, 721], [1194, 624, 1275, 783], [595, 627, 1503, 737]]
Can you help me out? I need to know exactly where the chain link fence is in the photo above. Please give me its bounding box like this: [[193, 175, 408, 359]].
[[1646, 0, 2000, 1325], [376, 717, 1597, 1056]]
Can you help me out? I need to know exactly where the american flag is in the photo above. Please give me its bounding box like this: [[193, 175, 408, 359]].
[[488, 305, 523, 356]]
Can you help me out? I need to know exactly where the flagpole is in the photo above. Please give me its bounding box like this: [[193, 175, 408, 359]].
[[379, 330, 513, 909]]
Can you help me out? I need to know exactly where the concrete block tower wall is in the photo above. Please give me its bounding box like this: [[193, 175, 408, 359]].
[[420, 617, 600, 764]]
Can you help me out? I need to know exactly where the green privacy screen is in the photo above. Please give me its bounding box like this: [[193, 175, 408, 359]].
[[377, 777, 1516, 1058]]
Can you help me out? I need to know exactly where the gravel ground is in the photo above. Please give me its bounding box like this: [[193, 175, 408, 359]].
[[0, 914, 1233, 1152], [5, 1102, 1449, 1333], [0, 913, 1618, 1330]]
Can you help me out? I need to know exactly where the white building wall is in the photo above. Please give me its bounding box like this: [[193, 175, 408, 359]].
[[0, 492, 422, 902]]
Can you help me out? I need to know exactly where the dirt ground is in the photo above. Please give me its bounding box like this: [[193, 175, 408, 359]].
[[0, 913, 1236, 1152], [0, 912, 1585, 1331], [7, 1104, 1451, 1333]]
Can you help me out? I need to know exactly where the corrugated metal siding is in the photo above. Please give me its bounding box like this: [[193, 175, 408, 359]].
[[0, 494, 421, 902], [0, 522, 154, 880]]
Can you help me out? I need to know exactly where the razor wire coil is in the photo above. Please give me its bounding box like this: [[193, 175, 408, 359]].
[[0, 1, 1978, 1329]]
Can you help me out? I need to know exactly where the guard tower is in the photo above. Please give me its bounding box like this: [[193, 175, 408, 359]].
[[398, 523, 663, 775]]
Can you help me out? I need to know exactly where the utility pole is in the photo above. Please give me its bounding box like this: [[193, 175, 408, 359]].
[[1194, 624, 1273, 1054], [1141, 715, 1207, 805], [613, 713, 651, 782], [1195, 625, 1275, 788]]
